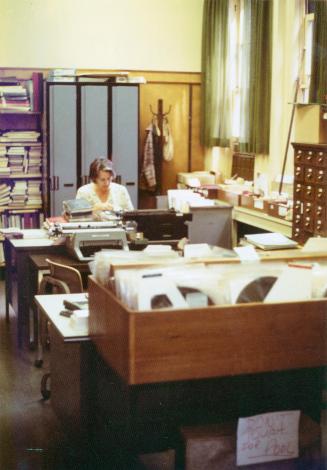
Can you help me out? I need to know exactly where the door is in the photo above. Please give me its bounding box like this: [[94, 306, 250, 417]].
[[80, 85, 109, 185], [112, 86, 139, 208], [49, 85, 77, 216]]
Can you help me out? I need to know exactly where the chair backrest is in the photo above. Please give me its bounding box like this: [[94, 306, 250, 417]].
[[44, 258, 83, 294]]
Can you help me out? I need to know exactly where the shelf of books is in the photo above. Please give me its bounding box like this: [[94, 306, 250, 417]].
[[0, 73, 44, 265], [0, 72, 44, 266]]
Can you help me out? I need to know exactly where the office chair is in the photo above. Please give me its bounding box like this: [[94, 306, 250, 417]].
[[40, 258, 84, 294], [35, 258, 84, 399]]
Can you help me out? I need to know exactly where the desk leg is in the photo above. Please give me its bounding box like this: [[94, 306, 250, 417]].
[[232, 219, 238, 246], [320, 373, 327, 460], [5, 285, 10, 323], [29, 267, 48, 349], [4, 239, 11, 323]]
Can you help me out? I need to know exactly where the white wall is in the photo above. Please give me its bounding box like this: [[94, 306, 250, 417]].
[[267, 0, 304, 183], [0, 0, 203, 71]]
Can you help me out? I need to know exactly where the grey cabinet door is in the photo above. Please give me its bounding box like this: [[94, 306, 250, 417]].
[[81, 85, 108, 184], [112, 86, 138, 208], [49, 85, 77, 216], [48, 83, 139, 215]]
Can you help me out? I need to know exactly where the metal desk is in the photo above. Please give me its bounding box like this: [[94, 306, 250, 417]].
[[4, 233, 65, 348], [3, 230, 89, 348], [34, 293, 93, 434]]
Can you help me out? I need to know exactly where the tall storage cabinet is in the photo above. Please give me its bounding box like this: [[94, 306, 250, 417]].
[[112, 86, 139, 207], [47, 81, 139, 216], [48, 84, 77, 216]]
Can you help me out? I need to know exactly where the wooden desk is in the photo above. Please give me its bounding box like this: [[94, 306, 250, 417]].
[[88, 276, 326, 459], [35, 293, 93, 435]]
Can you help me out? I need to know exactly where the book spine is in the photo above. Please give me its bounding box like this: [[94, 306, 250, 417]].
[[32, 72, 43, 112]]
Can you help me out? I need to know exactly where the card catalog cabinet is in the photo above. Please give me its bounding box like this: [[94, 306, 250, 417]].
[[292, 142, 327, 244]]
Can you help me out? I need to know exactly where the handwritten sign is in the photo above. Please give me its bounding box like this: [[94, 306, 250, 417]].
[[236, 410, 300, 466]]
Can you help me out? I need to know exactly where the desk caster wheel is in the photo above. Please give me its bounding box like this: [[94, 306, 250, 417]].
[[34, 359, 43, 368], [41, 373, 51, 400]]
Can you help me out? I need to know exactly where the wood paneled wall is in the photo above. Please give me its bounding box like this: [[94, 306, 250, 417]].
[[135, 71, 204, 206]]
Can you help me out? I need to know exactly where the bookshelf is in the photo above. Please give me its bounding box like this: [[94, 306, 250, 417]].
[[0, 72, 44, 267], [0, 73, 44, 263]]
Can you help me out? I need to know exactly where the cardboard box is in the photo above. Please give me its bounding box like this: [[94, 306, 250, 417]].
[[198, 184, 220, 199], [180, 414, 321, 470], [217, 188, 241, 206]]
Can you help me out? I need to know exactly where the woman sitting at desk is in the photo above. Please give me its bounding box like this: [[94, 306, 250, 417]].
[[76, 157, 134, 212]]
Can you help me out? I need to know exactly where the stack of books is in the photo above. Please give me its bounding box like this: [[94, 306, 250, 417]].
[[0, 130, 40, 143], [8, 181, 27, 209], [0, 183, 11, 206], [7, 146, 26, 176], [0, 84, 30, 112], [63, 198, 93, 221], [26, 181, 42, 207], [47, 68, 76, 82], [0, 145, 9, 176], [26, 144, 42, 176]]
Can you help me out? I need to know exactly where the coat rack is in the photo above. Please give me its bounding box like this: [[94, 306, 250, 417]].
[[149, 99, 171, 194]]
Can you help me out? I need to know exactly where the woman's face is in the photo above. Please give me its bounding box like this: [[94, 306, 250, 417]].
[[95, 170, 112, 191]]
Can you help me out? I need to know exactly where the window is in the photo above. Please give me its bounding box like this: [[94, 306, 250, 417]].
[[300, 12, 314, 103], [201, 0, 273, 154]]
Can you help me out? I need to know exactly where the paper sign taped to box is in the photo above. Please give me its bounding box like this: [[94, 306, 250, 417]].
[[236, 410, 300, 466]]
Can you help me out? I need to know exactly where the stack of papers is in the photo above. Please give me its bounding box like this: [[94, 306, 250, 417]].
[[245, 233, 298, 250]]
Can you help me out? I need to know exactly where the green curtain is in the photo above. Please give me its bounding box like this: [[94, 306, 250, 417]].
[[201, 0, 273, 153], [201, 0, 231, 147], [239, 0, 273, 154], [309, 1, 327, 104]]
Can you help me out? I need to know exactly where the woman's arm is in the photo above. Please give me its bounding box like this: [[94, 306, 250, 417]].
[[119, 186, 134, 211], [92, 201, 114, 211]]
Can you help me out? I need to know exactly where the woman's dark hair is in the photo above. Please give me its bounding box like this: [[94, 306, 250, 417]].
[[89, 158, 116, 182]]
